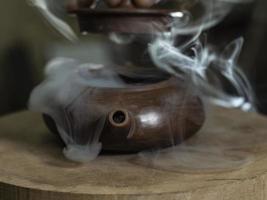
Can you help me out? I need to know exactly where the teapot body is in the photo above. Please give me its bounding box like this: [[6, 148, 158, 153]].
[[43, 77, 205, 152]]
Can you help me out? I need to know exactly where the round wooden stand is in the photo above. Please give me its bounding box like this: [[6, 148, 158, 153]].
[[0, 107, 267, 200]]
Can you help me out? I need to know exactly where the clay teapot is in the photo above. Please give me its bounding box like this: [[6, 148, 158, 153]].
[[40, 0, 205, 153], [43, 76, 205, 152]]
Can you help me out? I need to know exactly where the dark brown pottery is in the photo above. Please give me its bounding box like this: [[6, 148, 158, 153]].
[[42, 0, 206, 153], [44, 77, 205, 152]]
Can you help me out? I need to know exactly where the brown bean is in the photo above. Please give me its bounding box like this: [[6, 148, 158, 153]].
[[132, 0, 158, 8], [78, 0, 95, 7], [104, 0, 123, 7]]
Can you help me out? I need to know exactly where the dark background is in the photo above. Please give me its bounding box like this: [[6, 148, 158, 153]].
[[0, 0, 266, 116]]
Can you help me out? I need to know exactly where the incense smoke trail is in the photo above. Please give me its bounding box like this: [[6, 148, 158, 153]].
[[28, 0, 78, 41], [149, 33, 255, 111]]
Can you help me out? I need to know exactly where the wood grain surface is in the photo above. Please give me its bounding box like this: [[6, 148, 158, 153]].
[[0, 107, 267, 200]]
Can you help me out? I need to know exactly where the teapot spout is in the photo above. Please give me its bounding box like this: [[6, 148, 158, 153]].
[[107, 109, 132, 137], [100, 109, 136, 151]]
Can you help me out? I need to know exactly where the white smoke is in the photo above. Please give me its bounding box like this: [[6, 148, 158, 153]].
[[28, 0, 78, 41], [29, 58, 126, 162], [149, 33, 255, 111], [147, 0, 255, 112]]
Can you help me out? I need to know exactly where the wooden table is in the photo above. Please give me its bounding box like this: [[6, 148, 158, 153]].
[[0, 107, 267, 200]]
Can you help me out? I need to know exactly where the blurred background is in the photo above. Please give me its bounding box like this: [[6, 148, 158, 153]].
[[0, 0, 266, 116]]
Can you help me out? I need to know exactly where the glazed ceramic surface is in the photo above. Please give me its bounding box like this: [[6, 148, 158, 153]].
[[44, 77, 205, 152]]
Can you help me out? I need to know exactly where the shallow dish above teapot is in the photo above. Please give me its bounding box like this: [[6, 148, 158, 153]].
[[66, 0, 205, 34]]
